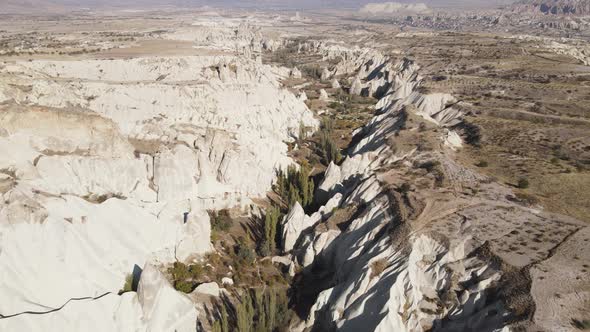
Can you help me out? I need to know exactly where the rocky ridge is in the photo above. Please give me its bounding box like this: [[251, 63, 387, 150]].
[[511, 0, 590, 15], [278, 40, 588, 331]]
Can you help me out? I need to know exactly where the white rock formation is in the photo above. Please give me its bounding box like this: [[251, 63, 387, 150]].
[[290, 67, 302, 79], [331, 78, 341, 89], [349, 77, 363, 96], [136, 264, 198, 332], [192, 282, 221, 297], [221, 277, 234, 286], [321, 67, 332, 81], [0, 54, 316, 329], [0, 264, 198, 332], [360, 2, 432, 16], [281, 202, 312, 252], [299, 91, 308, 101], [319, 89, 330, 101], [0, 56, 318, 210]]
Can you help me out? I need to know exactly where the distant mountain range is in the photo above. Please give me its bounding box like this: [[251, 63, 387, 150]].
[[511, 0, 590, 15]]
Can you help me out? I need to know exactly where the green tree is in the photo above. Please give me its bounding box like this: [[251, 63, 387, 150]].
[[319, 131, 341, 164], [253, 289, 266, 332], [236, 292, 255, 332], [220, 302, 229, 332], [212, 321, 222, 332], [288, 184, 301, 208], [266, 289, 277, 331], [264, 206, 280, 254]]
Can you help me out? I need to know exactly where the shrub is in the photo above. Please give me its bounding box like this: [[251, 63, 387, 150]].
[[189, 264, 204, 280], [475, 160, 488, 167], [209, 209, 233, 232], [235, 239, 255, 266], [175, 280, 194, 293], [398, 183, 411, 193], [119, 274, 134, 294], [417, 160, 441, 173], [517, 178, 530, 189], [169, 262, 190, 281], [167, 261, 204, 293]]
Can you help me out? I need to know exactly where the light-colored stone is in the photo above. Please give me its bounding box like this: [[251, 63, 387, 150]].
[[192, 282, 221, 297], [319, 89, 330, 101], [221, 277, 234, 286]]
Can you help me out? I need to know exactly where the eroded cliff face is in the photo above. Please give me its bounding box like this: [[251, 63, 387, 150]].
[[0, 50, 316, 330], [280, 43, 588, 332]]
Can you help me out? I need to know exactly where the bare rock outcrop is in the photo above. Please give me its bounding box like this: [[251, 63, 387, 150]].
[[0, 54, 317, 329]]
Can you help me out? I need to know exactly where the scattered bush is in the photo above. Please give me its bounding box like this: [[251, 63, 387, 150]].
[[517, 178, 530, 189], [417, 160, 441, 173], [209, 209, 233, 232], [398, 183, 412, 194], [475, 160, 489, 167], [119, 274, 134, 294], [431, 74, 447, 82], [167, 261, 206, 293], [235, 238, 256, 267]]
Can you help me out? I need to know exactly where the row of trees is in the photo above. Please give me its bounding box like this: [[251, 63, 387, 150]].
[[260, 205, 281, 257], [212, 288, 289, 332], [274, 161, 315, 209], [318, 118, 342, 165]]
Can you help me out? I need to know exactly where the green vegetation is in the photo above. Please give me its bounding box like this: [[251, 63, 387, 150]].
[[274, 161, 315, 209], [234, 237, 256, 267], [213, 288, 290, 332], [212, 304, 230, 332], [517, 178, 530, 189], [261, 205, 281, 256], [209, 209, 233, 232], [571, 318, 590, 330], [475, 160, 488, 167], [300, 64, 322, 79], [167, 261, 205, 293], [118, 273, 134, 295], [318, 118, 342, 165]]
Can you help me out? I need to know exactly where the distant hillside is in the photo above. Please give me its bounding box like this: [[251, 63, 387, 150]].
[[511, 0, 590, 15], [0, 0, 66, 13], [359, 2, 432, 15]]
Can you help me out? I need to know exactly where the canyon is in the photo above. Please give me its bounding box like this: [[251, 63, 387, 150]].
[[0, 5, 589, 332]]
